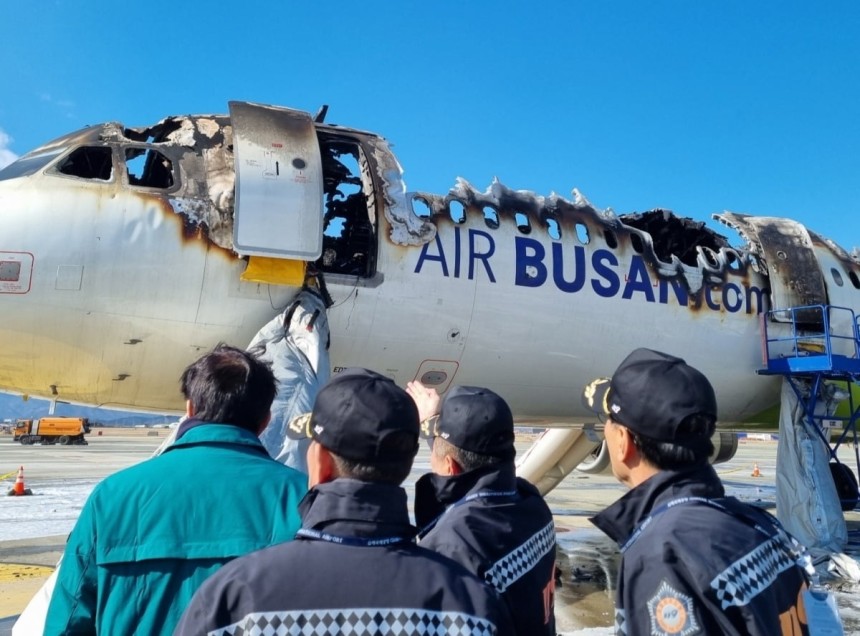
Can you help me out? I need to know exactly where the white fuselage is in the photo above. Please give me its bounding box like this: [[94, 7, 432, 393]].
[[0, 105, 857, 426]]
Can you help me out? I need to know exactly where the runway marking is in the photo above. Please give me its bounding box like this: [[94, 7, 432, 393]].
[[0, 564, 54, 582]]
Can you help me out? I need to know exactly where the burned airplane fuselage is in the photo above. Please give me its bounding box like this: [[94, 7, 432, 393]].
[[0, 101, 858, 423]]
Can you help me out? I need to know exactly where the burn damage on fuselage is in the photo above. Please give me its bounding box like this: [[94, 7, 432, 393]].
[[408, 178, 751, 296], [123, 117, 377, 276], [18, 105, 859, 304], [20, 114, 379, 277], [620, 209, 729, 267], [15, 115, 239, 249], [114, 116, 237, 248]]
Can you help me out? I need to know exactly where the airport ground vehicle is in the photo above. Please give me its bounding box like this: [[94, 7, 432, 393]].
[[13, 417, 90, 445]]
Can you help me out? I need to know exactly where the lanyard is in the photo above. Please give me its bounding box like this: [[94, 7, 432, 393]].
[[621, 495, 816, 580], [296, 528, 412, 548], [417, 489, 518, 540]]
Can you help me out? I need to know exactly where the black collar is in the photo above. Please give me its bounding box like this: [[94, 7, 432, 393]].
[[299, 478, 418, 542], [590, 463, 725, 545]]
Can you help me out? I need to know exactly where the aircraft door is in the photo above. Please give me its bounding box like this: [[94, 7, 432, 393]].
[[719, 213, 827, 325], [229, 101, 324, 260]]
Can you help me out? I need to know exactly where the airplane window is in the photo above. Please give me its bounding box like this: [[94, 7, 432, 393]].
[[411, 197, 431, 219], [831, 268, 844, 287], [725, 250, 742, 272], [604, 229, 618, 249], [748, 254, 763, 274], [629, 232, 644, 254], [702, 248, 719, 268], [449, 200, 466, 224], [124, 147, 174, 189], [850, 271, 860, 290], [57, 146, 113, 181], [546, 217, 561, 240], [575, 222, 590, 245], [515, 212, 531, 234], [316, 135, 375, 277], [0, 150, 64, 181], [483, 206, 499, 229]]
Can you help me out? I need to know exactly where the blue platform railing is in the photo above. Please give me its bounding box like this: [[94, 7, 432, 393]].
[[758, 304, 860, 510], [760, 304, 860, 377]]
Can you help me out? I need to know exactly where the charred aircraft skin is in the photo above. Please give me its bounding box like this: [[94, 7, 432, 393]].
[[410, 180, 752, 298], [13, 109, 857, 303], [0, 101, 858, 424]]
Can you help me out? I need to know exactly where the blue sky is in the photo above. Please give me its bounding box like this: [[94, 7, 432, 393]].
[[2, 1, 859, 247]]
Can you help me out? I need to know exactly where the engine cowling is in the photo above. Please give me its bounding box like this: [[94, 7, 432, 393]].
[[575, 430, 739, 475]]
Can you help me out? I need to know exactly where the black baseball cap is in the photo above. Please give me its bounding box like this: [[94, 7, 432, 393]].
[[287, 368, 419, 463], [581, 348, 717, 442], [421, 385, 516, 460]]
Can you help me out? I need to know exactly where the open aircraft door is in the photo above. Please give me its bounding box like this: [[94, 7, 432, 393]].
[[229, 101, 324, 260], [719, 213, 828, 325]]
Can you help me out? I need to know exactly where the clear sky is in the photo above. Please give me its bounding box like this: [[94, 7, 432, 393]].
[[2, 1, 859, 247]]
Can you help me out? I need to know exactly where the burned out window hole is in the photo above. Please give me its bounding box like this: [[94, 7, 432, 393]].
[[449, 200, 466, 224], [748, 254, 763, 274], [575, 223, 590, 245], [124, 147, 174, 189], [702, 248, 719, 268], [725, 251, 742, 272], [629, 232, 644, 254], [546, 218, 561, 240], [316, 135, 376, 277], [619, 210, 729, 267], [830, 268, 844, 287], [604, 229, 618, 249], [848, 270, 860, 289], [411, 196, 431, 219], [483, 206, 500, 229], [57, 146, 113, 181], [515, 212, 531, 234]]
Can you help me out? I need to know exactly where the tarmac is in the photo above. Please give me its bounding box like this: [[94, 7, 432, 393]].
[[1, 428, 858, 634]]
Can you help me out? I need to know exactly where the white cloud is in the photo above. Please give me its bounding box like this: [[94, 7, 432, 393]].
[[0, 128, 18, 169]]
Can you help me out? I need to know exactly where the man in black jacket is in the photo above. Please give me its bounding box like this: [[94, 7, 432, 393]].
[[408, 382, 557, 636], [176, 368, 514, 636], [583, 348, 814, 635]]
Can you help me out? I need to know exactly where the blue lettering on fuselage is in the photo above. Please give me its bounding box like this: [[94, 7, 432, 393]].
[[416, 227, 497, 282], [415, 234, 765, 314]]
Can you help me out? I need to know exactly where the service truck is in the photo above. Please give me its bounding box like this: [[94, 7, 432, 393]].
[[13, 417, 90, 445]]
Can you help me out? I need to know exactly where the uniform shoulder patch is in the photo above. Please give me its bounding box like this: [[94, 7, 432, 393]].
[[646, 580, 700, 636]]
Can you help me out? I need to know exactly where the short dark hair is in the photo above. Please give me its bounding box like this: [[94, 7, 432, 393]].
[[432, 436, 509, 472], [627, 413, 716, 470], [180, 344, 276, 432], [329, 430, 417, 484]]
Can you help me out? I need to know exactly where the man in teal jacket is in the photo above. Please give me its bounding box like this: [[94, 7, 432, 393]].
[[44, 345, 307, 636]]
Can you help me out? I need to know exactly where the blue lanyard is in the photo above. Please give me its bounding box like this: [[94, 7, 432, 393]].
[[417, 489, 518, 540], [622, 496, 778, 552], [296, 528, 412, 548], [620, 496, 815, 578]]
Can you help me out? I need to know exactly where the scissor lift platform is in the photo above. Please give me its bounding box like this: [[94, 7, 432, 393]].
[[758, 304, 860, 511]]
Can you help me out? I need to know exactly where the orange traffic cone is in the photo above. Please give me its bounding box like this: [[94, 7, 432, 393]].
[[751, 463, 761, 478], [10, 465, 31, 496], [13, 466, 25, 495]]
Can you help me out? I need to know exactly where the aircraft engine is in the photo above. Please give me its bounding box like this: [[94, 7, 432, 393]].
[[572, 430, 739, 476]]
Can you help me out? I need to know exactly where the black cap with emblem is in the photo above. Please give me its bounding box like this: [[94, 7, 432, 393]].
[[287, 368, 419, 463], [582, 348, 717, 443]]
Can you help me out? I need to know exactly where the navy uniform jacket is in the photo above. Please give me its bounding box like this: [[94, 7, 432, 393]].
[[415, 463, 557, 636], [591, 464, 811, 636], [175, 478, 515, 636]]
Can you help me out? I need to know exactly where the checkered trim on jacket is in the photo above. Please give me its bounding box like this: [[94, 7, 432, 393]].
[[208, 608, 499, 636], [483, 520, 556, 593], [710, 536, 796, 609]]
